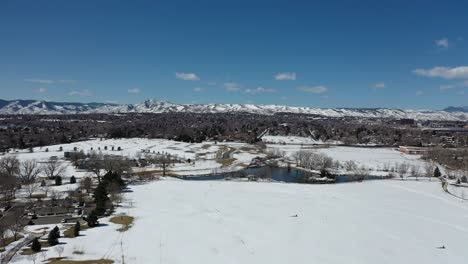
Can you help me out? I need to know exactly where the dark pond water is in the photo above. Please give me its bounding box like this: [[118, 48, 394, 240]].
[[180, 166, 386, 184]]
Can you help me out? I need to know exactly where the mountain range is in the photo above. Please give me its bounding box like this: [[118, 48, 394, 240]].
[[0, 99, 467, 121]]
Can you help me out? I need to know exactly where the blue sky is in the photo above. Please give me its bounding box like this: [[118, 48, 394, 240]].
[[1, 0, 467, 109]]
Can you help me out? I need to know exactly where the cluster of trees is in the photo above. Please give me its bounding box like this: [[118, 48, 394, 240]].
[[3, 112, 465, 152], [86, 152, 132, 183], [0, 156, 69, 200], [86, 170, 126, 228], [293, 151, 335, 173]]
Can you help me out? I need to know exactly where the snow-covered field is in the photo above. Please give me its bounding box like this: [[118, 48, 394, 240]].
[[11, 179, 468, 264], [8, 138, 261, 178], [261, 135, 343, 145]]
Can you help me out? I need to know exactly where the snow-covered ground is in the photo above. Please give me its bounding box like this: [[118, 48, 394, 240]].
[[261, 135, 343, 145], [10, 179, 468, 264], [7, 138, 261, 178]]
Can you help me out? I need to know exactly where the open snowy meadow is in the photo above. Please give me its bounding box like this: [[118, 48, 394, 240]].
[[4, 136, 467, 264], [11, 179, 468, 264]]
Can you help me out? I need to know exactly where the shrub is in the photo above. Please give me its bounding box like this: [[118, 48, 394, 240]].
[[74, 221, 81, 237], [31, 237, 41, 252], [55, 176, 62, 186], [70, 175, 77, 184], [48, 226, 60, 246]]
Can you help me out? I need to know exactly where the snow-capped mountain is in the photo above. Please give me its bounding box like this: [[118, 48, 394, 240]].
[[0, 99, 467, 121]]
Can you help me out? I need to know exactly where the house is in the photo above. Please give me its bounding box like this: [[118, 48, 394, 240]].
[[399, 146, 428, 155]]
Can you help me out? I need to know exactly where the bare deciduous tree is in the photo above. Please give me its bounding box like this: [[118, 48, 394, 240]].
[[19, 160, 41, 184], [0, 156, 20, 178], [424, 162, 435, 179], [80, 177, 93, 193], [398, 162, 410, 180], [410, 165, 420, 180], [42, 158, 66, 179], [54, 246, 64, 258]]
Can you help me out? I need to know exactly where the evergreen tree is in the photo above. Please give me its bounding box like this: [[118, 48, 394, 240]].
[[86, 210, 99, 227], [94, 182, 109, 215], [74, 221, 81, 237], [70, 175, 77, 184], [53, 226, 61, 238], [31, 237, 41, 252], [55, 176, 62, 186], [47, 226, 60, 246], [434, 167, 441, 178]]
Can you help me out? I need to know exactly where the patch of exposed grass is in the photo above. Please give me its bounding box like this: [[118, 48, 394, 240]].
[[47, 258, 113, 264], [109, 215, 134, 232], [31, 193, 47, 199], [201, 144, 212, 149], [240, 146, 257, 152], [218, 158, 236, 167], [73, 250, 84, 255], [64, 223, 89, 238]]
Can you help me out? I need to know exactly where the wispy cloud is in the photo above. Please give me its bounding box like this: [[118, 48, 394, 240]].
[[275, 72, 296, 81], [58, 79, 76, 84], [439, 80, 468, 91], [193, 87, 205, 92], [457, 90, 465, 95], [434, 38, 449, 48], [25, 79, 54, 84], [175, 72, 200, 81], [25, 79, 76, 84], [297, 85, 328, 94], [244, 87, 276, 94], [68, 90, 92, 97], [34, 87, 48, 93], [372, 82, 385, 90], [413, 66, 468, 79], [416, 90, 424, 96], [128, 88, 141, 94], [224, 82, 241, 91]]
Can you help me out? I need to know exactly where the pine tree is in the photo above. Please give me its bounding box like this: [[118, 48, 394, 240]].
[[47, 226, 60, 246], [31, 237, 41, 252], [70, 175, 77, 184], [74, 221, 81, 237], [53, 226, 61, 238], [86, 210, 99, 227], [434, 167, 441, 178]]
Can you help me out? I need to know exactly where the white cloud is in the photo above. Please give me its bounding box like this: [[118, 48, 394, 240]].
[[373, 82, 385, 90], [224, 82, 241, 91], [105, 100, 119, 104], [128, 88, 141, 94], [68, 90, 92, 97], [25, 79, 76, 84], [193, 87, 205, 92], [416, 90, 424, 96], [25, 79, 54, 84], [413, 66, 468, 79], [58, 79, 76, 83], [275, 72, 296, 81], [440, 80, 468, 91], [434, 38, 449, 48], [244, 87, 276, 94], [175, 72, 200, 81], [297, 85, 328, 94], [34, 87, 48, 93], [457, 90, 465, 95]]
